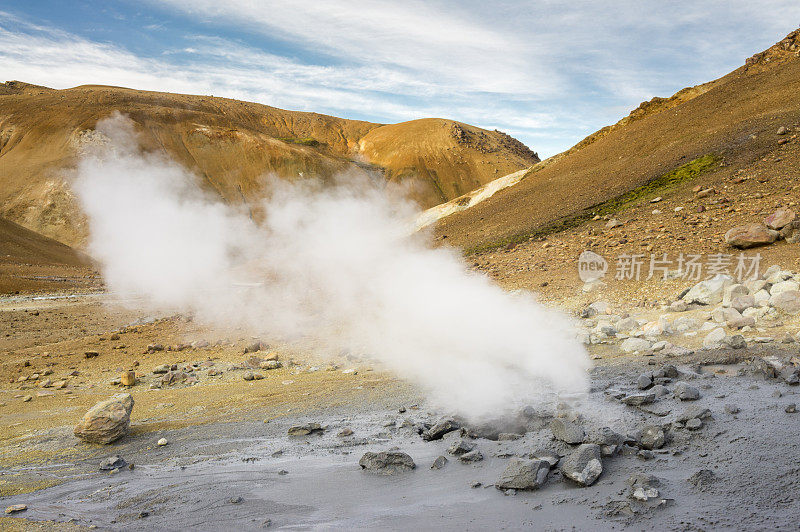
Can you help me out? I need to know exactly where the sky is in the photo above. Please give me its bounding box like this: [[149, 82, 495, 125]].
[[1, 1, 799, 157]]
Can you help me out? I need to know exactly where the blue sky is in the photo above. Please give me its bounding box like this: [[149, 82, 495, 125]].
[[1, 1, 799, 157]]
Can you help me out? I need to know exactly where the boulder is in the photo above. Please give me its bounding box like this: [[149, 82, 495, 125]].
[[770, 291, 800, 314], [637, 373, 654, 390], [674, 382, 701, 401], [703, 327, 727, 347], [74, 393, 134, 444], [683, 275, 733, 305], [549, 418, 586, 444], [771, 280, 800, 296], [765, 208, 797, 230], [637, 425, 665, 450], [359, 452, 416, 475], [731, 295, 756, 313], [722, 284, 749, 307], [724, 224, 779, 249], [496, 458, 550, 490], [560, 444, 603, 486], [621, 337, 652, 353]]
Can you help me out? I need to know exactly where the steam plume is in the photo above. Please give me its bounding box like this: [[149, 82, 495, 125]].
[[74, 114, 590, 418]]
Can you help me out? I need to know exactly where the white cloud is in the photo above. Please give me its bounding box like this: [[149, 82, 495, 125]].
[[2, 1, 800, 156]]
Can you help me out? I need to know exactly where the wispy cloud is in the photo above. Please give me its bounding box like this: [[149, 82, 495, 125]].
[[1, 1, 800, 156]]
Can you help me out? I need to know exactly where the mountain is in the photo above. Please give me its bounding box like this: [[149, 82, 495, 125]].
[[0, 82, 539, 247], [433, 28, 800, 253]]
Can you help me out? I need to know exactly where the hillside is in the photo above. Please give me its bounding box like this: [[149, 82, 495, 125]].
[[0, 83, 538, 247], [434, 28, 800, 253], [0, 214, 97, 294]]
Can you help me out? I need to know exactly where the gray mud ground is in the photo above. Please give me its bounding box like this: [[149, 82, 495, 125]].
[[3, 347, 800, 531]]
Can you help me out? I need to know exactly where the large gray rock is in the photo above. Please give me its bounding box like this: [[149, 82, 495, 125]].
[[550, 418, 586, 444], [675, 382, 701, 401], [560, 444, 603, 486], [724, 224, 779, 249], [496, 458, 550, 490], [770, 291, 800, 314], [683, 275, 733, 305], [359, 452, 416, 475], [637, 425, 665, 450], [74, 393, 134, 444]]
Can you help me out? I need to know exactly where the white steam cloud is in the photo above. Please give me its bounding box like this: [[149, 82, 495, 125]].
[[74, 114, 590, 418]]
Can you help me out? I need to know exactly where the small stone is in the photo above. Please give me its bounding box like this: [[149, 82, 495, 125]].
[[724, 404, 740, 414], [243, 372, 255, 381], [459, 449, 484, 462], [229, 496, 244, 504], [637, 373, 654, 390], [786, 403, 797, 413], [422, 419, 460, 441], [686, 418, 703, 430], [448, 438, 476, 456], [99, 455, 128, 470], [431, 456, 448, 469], [337, 428, 354, 437], [157, 438, 168, 446], [288, 423, 323, 436], [5, 504, 27, 514], [120, 371, 136, 387], [622, 392, 656, 406]]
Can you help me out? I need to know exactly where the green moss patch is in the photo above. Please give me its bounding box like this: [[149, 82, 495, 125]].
[[466, 154, 720, 254]]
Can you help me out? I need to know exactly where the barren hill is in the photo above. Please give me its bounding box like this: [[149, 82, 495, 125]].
[[435, 28, 800, 252], [0, 82, 538, 247]]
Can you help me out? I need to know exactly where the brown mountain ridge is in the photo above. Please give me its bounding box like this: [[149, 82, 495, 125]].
[[0, 82, 538, 247]]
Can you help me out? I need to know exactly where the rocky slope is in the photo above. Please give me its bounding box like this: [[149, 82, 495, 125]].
[[0, 82, 538, 247], [434, 28, 800, 253]]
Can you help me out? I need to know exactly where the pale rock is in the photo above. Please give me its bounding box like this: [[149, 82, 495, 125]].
[[703, 327, 727, 347], [770, 280, 800, 296], [722, 284, 748, 307], [682, 275, 733, 305], [621, 338, 652, 353], [74, 393, 134, 444], [770, 291, 800, 314]]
